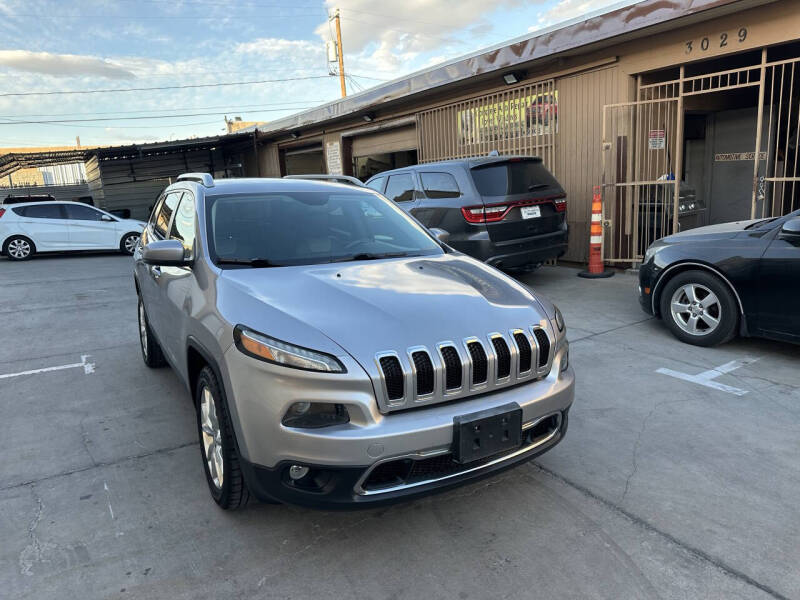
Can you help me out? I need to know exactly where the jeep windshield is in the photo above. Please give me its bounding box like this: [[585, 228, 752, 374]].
[[206, 190, 443, 267]]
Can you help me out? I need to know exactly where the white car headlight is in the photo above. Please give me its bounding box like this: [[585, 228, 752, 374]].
[[234, 326, 345, 373]]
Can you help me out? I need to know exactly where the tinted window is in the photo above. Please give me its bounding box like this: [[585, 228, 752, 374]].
[[169, 193, 196, 253], [384, 173, 415, 203], [154, 192, 180, 237], [366, 176, 386, 192], [64, 204, 106, 221], [21, 204, 64, 219], [420, 172, 460, 199], [206, 190, 441, 266], [471, 160, 560, 196]]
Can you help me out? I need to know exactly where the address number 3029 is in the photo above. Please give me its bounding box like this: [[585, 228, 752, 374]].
[[686, 28, 747, 54]]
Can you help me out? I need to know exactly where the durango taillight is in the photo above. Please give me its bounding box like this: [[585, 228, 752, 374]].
[[553, 196, 567, 212], [461, 205, 509, 223]]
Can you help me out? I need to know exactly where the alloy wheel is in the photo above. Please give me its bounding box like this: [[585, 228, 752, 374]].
[[8, 239, 30, 259], [669, 283, 721, 336], [124, 234, 140, 254], [200, 386, 224, 489]]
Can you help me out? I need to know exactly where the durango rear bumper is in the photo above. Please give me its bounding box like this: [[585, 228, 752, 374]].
[[453, 228, 569, 269]]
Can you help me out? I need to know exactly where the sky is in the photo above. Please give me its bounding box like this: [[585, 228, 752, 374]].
[[0, 0, 625, 148]]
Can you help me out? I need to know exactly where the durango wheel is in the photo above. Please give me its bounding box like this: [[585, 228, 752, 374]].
[[195, 366, 250, 510], [121, 232, 140, 255], [4, 236, 34, 261], [659, 270, 738, 347]]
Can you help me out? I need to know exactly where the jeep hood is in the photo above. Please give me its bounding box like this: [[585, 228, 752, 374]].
[[219, 254, 549, 366]]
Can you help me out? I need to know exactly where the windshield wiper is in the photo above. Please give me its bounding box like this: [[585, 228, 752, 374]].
[[331, 252, 411, 263], [216, 258, 281, 267]]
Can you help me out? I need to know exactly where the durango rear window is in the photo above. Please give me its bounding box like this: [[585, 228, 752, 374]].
[[471, 160, 560, 196]]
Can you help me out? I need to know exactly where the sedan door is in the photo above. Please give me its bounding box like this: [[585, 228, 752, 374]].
[[756, 217, 800, 339], [15, 203, 71, 250], [63, 203, 119, 249]]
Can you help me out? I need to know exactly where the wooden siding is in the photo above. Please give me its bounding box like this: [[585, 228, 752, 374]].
[[555, 66, 621, 263]]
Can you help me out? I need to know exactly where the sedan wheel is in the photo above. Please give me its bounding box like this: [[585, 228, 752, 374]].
[[669, 283, 721, 336], [659, 269, 738, 347], [121, 233, 140, 255], [5, 236, 34, 260]]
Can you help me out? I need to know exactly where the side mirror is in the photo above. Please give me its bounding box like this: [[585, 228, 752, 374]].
[[780, 217, 800, 237], [428, 227, 450, 244], [101, 214, 115, 222], [141, 240, 190, 266]]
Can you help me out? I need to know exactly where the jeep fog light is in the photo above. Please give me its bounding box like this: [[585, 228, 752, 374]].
[[282, 403, 350, 429], [288, 465, 310, 480]]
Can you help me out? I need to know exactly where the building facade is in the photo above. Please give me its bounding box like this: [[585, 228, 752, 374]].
[[243, 0, 800, 264]]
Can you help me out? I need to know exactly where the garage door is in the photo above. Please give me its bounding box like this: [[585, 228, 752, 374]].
[[351, 125, 417, 157]]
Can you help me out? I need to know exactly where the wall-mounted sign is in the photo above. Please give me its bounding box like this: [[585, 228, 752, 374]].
[[715, 152, 767, 162], [326, 141, 343, 175], [648, 129, 666, 150], [456, 90, 558, 145]]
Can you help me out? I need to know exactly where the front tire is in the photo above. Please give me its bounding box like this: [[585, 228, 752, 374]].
[[120, 232, 140, 255], [659, 270, 738, 347], [4, 236, 35, 261], [195, 366, 250, 510], [138, 296, 167, 367]]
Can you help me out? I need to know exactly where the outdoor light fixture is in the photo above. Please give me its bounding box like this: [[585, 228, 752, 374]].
[[362, 113, 375, 122], [503, 71, 525, 85], [290, 131, 301, 139]]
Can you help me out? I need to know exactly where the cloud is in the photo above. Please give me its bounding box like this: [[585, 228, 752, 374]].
[[314, 0, 524, 75], [235, 37, 323, 58], [0, 50, 136, 79], [529, 0, 624, 31]]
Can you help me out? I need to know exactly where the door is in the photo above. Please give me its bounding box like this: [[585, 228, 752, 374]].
[[383, 172, 420, 217], [15, 203, 70, 250], [64, 203, 119, 249], [135, 191, 181, 336], [756, 218, 800, 338], [156, 192, 197, 365]]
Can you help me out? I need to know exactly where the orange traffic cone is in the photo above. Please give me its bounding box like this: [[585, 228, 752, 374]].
[[578, 185, 614, 278]]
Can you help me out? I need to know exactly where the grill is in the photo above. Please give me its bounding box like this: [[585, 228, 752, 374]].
[[467, 341, 488, 385], [412, 351, 434, 396], [440, 346, 462, 390], [379, 355, 404, 400], [533, 328, 550, 368], [491, 336, 511, 379], [514, 332, 532, 373]]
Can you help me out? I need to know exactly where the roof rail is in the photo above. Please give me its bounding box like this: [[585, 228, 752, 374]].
[[177, 173, 214, 187]]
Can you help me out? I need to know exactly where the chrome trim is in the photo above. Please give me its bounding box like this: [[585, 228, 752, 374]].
[[510, 328, 536, 381], [437, 341, 465, 396], [354, 411, 563, 496], [374, 351, 406, 410], [530, 325, 554, 378], [462, 336, 490, 391], [651, 261, 744, 315], [407, 346, 437, 402], [487, 332, 512, 385]]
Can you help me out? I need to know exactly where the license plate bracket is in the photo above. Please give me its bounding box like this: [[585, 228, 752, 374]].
[[520, 205, 541, 219], [453, 403, 522, 464]]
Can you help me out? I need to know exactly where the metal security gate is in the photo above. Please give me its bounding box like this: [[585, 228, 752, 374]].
[[601, 93, 681, 263], [417, 79, 556, 171]]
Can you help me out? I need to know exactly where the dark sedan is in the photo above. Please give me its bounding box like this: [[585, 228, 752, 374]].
[[639, 210, 800, 346]]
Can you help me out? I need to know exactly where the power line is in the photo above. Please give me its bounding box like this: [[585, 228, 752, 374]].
[[0, 75, 333, 98]]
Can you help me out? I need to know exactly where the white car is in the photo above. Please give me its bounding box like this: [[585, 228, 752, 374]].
[[0, 201, 146, 261]]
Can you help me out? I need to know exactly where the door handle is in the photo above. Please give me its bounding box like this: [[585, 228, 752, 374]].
[[150, 265, 161, 279]]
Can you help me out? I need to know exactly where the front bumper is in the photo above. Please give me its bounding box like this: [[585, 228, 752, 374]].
[[222, 344, 574, 508]]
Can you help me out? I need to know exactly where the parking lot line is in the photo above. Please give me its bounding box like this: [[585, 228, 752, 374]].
[[655, 357, 760, 396], [0, 355, 95, 380]]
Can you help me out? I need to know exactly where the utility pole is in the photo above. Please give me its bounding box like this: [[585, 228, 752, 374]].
[[333, 8, 346, 97]]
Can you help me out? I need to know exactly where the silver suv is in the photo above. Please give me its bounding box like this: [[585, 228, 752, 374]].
[[134, 173, 574, 509]]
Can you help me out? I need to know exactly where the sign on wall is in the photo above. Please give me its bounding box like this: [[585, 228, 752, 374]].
[[456, 89, 558, 145], [326, 141, 343, 175], [714, 152, 767, 161], [648, 129, 666, 150]]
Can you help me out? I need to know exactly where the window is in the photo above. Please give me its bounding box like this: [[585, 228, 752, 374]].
[[471, 159, 560, 197], [384, 173, 415, 203], [154, 192, 180, 237], [206, 190, 441, 266], [366, 176, 386, 193], [169, 193, 196, 254], [420, 172, 460, 199], [20, 204, 64, 219], [64, 204, 106, 221]]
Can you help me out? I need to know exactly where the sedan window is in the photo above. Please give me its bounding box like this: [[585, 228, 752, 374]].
[[206, 190, 442, 266], [20, 204, 64, 219], [64, 204, 107, 221]]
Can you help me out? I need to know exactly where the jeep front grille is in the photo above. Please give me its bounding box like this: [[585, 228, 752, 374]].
[[375, 325, 554, 412]]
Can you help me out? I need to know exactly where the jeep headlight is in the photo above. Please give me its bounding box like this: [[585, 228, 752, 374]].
[[234, 326, 346, 373], [554, 306, 565, 333]]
